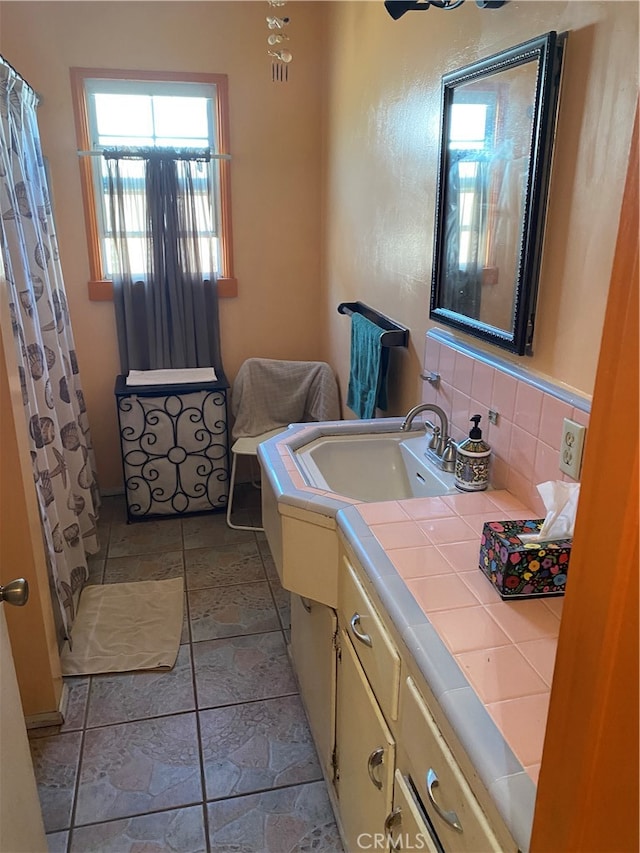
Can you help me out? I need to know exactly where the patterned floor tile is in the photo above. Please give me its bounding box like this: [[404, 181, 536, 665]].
[[185, 542, 266, 589], [269, 581, 291, 631], [207, 781, 343, 852], [98, 495, 128, 526], [193, 632, 297, 709], [183, 513, 255, 550], [93, 518, 110, 560], [260, 551, 280, 584], [61, 676, 90, 732], [69, 805, 207, 852], [30, 495, 339, 848], [85, 556, 105, 586], [108, 518, 183, 558], [75, 713, 202, 826], [226, 507, 259, 530], [188, 581, 280, 642], [103, 550, 184, 584], [86, 645, 195, 727], [45, 830, 69, 853], [181, 593, 191, 644], [200, 695, 322, 800], [30, 731, 82, 832], [231, 482, 262, 511]]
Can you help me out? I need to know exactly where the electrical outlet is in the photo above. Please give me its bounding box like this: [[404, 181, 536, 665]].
[[558, 418, 586, 479]]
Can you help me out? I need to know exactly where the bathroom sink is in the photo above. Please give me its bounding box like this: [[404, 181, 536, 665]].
[[293, 432, 458, 502]]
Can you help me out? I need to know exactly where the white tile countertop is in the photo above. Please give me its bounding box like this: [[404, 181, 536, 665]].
[[258, 419, 563, 852]]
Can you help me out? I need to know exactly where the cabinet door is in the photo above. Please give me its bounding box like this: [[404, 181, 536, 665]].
[[290, 594, 337, 777], [387, 770, 440, 853], [336, 630, 395, 852]]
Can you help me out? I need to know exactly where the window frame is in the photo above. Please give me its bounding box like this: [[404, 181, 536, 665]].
[[70, 67, 237, 300]]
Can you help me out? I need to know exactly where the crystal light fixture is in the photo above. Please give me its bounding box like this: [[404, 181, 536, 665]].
[[267, 1, 291, 83]]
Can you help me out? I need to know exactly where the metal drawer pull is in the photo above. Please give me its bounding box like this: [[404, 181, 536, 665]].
[[300, 596, 312, 613], [384, 807, 402, 848], [426, 768, 463, 833], [350, 612, 372, 647], [367, 746, 385, 789]]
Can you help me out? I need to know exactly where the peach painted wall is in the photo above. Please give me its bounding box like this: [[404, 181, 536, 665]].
[[321, 1, 638, 415], [1, 1, 637, 491], [0, 1, 327, 490]]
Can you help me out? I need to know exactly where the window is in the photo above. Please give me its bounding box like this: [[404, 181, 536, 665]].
[[448, 94, 496, 270], [71, 69, 236, 299]]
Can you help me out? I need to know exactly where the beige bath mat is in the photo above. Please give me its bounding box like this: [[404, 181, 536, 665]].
[[60, 577, 184, 676]]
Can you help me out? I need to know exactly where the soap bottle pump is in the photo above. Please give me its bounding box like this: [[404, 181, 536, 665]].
[[455, 414, 491, 492]]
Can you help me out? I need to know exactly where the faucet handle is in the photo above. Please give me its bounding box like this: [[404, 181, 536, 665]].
[[443, 437, 457, 462], [428, 425, 440, 451], [442, 437, 457, 472]]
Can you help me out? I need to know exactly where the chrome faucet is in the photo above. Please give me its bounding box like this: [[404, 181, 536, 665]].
[[400, 403, 456, 472]]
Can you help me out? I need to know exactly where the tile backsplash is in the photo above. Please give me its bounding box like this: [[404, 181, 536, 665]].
[[422, 330, 591, 515]]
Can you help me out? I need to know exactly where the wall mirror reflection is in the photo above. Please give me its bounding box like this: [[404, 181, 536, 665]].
[[430, 31, 567, 355]]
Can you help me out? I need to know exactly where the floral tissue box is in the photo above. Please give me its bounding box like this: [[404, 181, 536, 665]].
[[479, 519, 571, 599]]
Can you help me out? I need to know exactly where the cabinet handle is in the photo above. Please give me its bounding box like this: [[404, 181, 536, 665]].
[[384, 807, 402, 849], [350, 612, 372, 647], [426, 768, 463, 833], [299, 596, 312, 613], [367, 746, 385, 790]]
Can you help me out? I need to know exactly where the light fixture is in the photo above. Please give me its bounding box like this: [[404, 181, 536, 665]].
[[384, 0, 506, 19], [267, 1, 292, 83]]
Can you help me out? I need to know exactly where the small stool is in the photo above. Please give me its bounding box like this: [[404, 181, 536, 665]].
[[226, 428, 287, 531]]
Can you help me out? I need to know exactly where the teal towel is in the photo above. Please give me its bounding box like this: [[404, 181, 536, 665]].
[[346, 313, 389, 419]]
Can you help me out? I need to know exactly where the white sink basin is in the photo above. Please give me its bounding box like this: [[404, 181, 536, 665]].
[[294, 432, 458, 502]]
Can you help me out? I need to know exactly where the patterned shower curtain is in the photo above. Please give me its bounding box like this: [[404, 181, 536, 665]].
[[0, 58, 100, 643]]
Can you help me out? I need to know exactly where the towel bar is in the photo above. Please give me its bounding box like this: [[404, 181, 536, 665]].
[[337, 301, 409, 348]]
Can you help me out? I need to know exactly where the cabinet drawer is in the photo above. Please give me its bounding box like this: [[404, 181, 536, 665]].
[[400, 676, 503, 853], [339, 555, 400, 721], [388, 770, 440, 853]]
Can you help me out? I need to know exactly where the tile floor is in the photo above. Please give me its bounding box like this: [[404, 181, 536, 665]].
[[29, 487, 343, 853]]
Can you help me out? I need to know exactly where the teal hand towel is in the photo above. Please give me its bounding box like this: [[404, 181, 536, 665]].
[[346, 313, 389, 419]]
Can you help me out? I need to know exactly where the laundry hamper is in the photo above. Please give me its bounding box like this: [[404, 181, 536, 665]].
[[115, 374, 230, 521]]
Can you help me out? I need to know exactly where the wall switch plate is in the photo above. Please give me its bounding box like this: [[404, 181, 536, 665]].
[[559, 418, 586, 479]]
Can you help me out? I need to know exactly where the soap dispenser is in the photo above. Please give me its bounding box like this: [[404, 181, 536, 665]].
[[455, 414, 491, 492]]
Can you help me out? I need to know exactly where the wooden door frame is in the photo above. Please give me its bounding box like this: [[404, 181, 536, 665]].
[[530, 108, 639, 852]]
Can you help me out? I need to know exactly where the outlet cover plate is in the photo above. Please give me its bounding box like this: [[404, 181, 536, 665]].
[[559, 418, 586, 479]]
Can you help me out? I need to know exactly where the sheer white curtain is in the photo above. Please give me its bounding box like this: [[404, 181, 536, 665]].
[[0, 58, 100, 643]]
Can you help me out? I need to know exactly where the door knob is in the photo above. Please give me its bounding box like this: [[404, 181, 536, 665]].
[[0, 578, 29, 606]]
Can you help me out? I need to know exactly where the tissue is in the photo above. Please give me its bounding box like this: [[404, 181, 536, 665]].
[[519, 481, 580, 543]]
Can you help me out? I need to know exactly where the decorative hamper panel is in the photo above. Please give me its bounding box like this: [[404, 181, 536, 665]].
[[115, 375, 229, 520]]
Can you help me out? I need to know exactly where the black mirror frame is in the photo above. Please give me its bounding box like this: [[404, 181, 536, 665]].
[[429, 31, 567, 356]]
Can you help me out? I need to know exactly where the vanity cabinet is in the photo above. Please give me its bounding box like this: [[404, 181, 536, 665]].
[[331, 540, 516, 853], [267, 484, 518, 852]]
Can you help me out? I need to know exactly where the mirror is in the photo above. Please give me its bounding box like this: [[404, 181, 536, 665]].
[[430, 31, 566, 355]]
